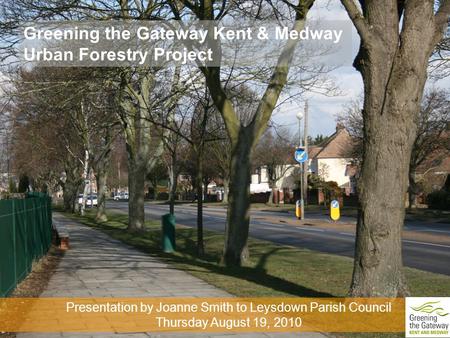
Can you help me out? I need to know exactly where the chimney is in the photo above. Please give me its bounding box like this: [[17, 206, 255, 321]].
[[336, 123, 345, 132]]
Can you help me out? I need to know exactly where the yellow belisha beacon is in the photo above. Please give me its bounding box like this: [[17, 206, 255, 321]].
[[330, 199, 340, 222], [296, 200, 302, 219]]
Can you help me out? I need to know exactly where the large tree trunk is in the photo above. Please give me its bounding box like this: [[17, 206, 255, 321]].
[[80, 149, 90, 216], [127, 156, 147, 231], [63, 165, 81, 213], [351, 98, 417, 297], [119, 72, 156, 232], [222, 128, 253, 266], [196, 151, 205, 256], [152, 181, 158, 201], [95, 167, 108, 222], [168, 159, 178, 215], [63, 182, 78, 213], [222, 178, 229, 204], [202, 2, 317, 267], [203, 177, 209, 201], [340, 0, 448, 297], [350, 24, 432, 298], [93, 131, 112, 223], [268, 181, 276, 204]]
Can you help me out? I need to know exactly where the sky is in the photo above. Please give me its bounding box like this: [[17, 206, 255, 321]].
[[272, 0, 450, 138]]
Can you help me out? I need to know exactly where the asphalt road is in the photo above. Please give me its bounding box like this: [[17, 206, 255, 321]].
[[106, 201, 450, 276]]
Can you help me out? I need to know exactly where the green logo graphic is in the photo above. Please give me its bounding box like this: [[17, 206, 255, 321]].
[[411, 301, 449, 317]]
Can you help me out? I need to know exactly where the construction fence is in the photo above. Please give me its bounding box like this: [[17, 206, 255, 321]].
[[0, 192, 52, 297]]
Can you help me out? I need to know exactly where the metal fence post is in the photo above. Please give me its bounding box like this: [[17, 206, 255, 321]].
[[11, 199, 17, 290]]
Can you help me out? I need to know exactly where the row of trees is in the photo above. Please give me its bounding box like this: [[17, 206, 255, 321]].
[[1, 0, 449, 297]]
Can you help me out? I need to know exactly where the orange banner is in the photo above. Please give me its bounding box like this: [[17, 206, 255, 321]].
[[0, 297, 405, 333]]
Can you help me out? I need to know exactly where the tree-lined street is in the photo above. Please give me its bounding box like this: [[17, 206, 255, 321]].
[[1, 0, 449, 307]]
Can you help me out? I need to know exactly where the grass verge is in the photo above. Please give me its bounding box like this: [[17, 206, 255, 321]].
[[61, 209, 450, 338]]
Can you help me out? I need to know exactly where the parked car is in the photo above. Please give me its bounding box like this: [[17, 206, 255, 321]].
[[113, 192, 129, 201], [78, 194, 98, 207]]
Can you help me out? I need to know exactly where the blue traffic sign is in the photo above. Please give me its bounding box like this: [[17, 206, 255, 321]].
[[331, 200, 339, 208], [294, 148, 308, 163]]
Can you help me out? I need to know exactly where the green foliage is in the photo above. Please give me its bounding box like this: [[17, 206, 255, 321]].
[[146, 160, 169, 190], [427, 189, 450, 210], [309, 134, 330, 146], [18, 174, 30, 193], [308, 174, 342, 203], [317, 180, 341, 207], [157, 192, 169, 200], [425, 173, 449, 210], [444, 175, 450, 192], [308, 173, 323, 189]]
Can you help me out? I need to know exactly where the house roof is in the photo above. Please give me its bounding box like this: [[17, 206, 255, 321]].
[[312, 126, 355, 159], [308, 146, 323, 159]]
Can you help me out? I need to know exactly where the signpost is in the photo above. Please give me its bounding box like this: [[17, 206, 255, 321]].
[[330, 199, 340, 222], [294, 147, 308, 164], [294, 147, 308, 220], [295, 102, 309, 221]]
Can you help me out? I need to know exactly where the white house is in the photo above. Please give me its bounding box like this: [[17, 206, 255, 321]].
[[308, 125, 357, 194], [250, 125, 357, 197], [250, 168, 271, 193]]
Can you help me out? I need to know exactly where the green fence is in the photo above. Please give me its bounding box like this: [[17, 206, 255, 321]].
[[0, 192, 52, 297]]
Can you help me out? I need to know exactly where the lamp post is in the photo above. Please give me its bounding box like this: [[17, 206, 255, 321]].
[[303, 101, 309, 207], [296, 111, 304, 220]]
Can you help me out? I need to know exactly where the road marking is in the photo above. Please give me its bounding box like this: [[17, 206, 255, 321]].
[[410, 228, 450, 235], [256, 223, 325, 232], [253, 222, 449, 248], [254, 222, 284, 227], [256, 225, 293, 232], [205, 216, 223, 221], [297, 227, 325, 232], [403, 240, 450, 249], [335, 233, 449, 248]]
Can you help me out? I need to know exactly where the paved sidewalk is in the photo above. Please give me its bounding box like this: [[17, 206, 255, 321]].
[[18, 213, 326, 338]]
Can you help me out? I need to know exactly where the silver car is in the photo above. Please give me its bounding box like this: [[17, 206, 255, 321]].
[[78, 194, 98, 207]]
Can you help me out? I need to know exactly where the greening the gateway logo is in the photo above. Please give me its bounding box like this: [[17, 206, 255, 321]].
[[406, 298, 450, 337], [412, 301, 449, 317]]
